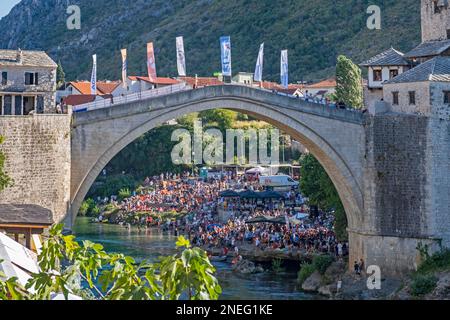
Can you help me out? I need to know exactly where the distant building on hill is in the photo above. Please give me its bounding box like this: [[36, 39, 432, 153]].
[[0, 49, 57, 115]]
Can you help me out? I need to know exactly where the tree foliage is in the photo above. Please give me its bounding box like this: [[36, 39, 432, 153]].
[[300, 154, 348, 241], [0, 225, 221, 300], [335, 55, 364, 109], [56, 60, 65, 87], [0, 135, 13, 193]]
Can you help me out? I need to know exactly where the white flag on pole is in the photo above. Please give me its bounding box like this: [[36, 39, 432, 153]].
[[254, 43, 264, 82], [90, 54, 97, 95], [281, 50, 288, 89], [176, 36, 186, 77]]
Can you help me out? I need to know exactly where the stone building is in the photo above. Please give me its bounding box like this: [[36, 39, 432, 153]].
[[0, 49, 57, 115], [360, 0, 450, 119], [421, 0, 450, 42], [383, 56, 450, 119], [360, 48, 412, 109]]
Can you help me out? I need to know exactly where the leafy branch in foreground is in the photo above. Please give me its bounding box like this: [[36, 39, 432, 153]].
[[0, 225, 221, 300]]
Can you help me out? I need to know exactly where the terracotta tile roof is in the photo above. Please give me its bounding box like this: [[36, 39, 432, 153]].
[[69, 81, 121, 95], [62, 94, 97, 106], [305, 78, 336, 89], [0, 49, 57, 68], [128, 76, 180, 85], [97, 81, 121, 94], [255, 81, 283, 90], [276, 88, 301, 95], [178, 76, 223, 87]]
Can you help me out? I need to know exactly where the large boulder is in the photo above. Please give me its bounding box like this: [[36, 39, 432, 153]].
[[431, 273, 450, 299], [301, 271, 322, 292]]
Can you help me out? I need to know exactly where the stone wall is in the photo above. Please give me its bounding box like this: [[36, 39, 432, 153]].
[[430, 82, 450, 120], [0, 114, 71, 223], [428, 117, 450, 247], [421, 0, 450, 42], [363, 87, 383, 109], [383, 82, 431, 115]]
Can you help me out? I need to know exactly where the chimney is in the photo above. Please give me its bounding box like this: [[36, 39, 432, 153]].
[[17, 48, 23, 64]]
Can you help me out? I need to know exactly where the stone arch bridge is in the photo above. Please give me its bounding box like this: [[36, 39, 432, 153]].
[[67, 85, 450, 274], [1, 85, 448, 275]]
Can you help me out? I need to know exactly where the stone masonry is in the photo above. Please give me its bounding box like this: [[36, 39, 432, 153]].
[[0, 114, 71, 222], [421, 0, 450, 42]]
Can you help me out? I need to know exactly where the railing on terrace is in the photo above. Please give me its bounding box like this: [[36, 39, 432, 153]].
[[73, 82, 189, 112]]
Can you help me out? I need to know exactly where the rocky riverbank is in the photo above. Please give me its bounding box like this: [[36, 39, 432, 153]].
[[299, 261, 450, 300]]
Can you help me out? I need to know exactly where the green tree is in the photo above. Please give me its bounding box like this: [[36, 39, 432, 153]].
[[0, 225, 221, 300], [300, 154, 348, 241], [200, 109, 236, 131], [0, 135, 12, 192], [56, 60, 65, 87], [335, 55, 364, 109]]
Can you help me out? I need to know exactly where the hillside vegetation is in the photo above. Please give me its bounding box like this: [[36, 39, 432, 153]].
[[0, 0, 420, 82]]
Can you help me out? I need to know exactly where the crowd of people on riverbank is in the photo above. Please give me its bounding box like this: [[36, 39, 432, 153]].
[[103, 171, 348, 258]]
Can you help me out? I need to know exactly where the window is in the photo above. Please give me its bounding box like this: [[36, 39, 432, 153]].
[[434, 1, 442, 14], [392, 92, 399, 105], [409, 91, 416, 105], [389, 69, 399, 79], [23, 96, 35, 115], [3, 95, 12, 115], [447, 29, 450, 40], [444, 91, 450, 104], [373, 69, 382, 82], [25, 72, 39, 85], [1, 72, 7, 85], [14, 95, 22, 115]]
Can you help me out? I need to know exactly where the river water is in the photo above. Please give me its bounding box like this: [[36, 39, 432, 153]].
[[73, 217, 314, 300]]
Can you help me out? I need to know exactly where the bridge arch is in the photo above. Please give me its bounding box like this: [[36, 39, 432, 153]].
[[70, 86, 366, 238]]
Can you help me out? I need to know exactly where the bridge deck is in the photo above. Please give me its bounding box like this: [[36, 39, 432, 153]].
[[72, 85, 367, 126]]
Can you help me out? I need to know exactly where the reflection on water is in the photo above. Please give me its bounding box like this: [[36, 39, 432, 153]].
[[73, 217, 314, 300]]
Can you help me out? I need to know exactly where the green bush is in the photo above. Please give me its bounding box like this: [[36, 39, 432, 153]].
[[118, 188, 132, 202], [417, 249, 450, 275], [312, 255, 334, 275], [297, 263, 315, 285], [78, 200, 90, 216], [79, 198, 97, 216], [410, 274, 438, 296], [91, 205, 101, 216]]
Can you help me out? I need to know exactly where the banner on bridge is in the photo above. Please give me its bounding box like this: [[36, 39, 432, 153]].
[[220, 36, 232, 77], [281, 50, 288, 89], [147, 42, 157, 82], [254, 43, 264, 82], [121, 49, 127, 88], [90, 54, 97, 95], [176, 36, 186, 77]]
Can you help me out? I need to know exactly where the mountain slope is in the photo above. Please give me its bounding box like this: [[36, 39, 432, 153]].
[[0, 0, 421, 82]]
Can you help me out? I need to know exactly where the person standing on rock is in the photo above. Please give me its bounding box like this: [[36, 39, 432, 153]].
[[354, 261, 361, 275], [359, 259, 365, 274]]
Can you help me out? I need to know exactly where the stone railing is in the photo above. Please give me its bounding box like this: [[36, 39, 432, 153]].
[[72, 82, 190, 112]]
